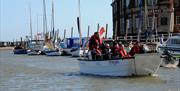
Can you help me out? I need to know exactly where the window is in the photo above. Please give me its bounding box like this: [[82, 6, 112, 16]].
[[126, 0, 130, 8], [136, 18, 140, 28], [147, 0, 152, 6], [147, 0, 157, 6], [176, 16, 180, 24], [161, 17, 168, 25], [135, 0, 139, 7], [148, 17, 153, 27]]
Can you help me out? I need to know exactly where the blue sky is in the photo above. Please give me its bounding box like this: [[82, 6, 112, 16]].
[[0, 0, 113, 41]]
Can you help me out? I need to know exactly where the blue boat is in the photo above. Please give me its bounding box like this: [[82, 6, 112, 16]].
[[13, 46, 27, 54]]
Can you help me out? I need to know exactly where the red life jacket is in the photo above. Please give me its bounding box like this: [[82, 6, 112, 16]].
[[129, 46, 140, 56], [113, 45, 119, 55], [119, 48, 127, 57], [95, 48, 102, 55], [89, 35, 100, 50]]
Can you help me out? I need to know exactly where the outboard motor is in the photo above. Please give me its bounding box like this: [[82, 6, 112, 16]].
[[162, 50, 177, 65], [178, 59, 180, 68]]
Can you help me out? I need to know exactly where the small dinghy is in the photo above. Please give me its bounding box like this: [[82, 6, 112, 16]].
[[78, 53, 161, 77], [160, 50, 179, 68], [158, 35, 180, 68]]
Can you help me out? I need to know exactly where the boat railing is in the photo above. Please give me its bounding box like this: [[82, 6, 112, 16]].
[[117, 33, 180, 43]]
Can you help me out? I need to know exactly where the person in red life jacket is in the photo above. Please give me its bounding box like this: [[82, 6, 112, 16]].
[[129, 41, 141, 56], [118, 44, 128, 58], [111, 42, 120, 59], [89, 32, 102, 60]]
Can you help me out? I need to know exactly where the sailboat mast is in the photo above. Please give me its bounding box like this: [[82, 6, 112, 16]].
[[43, 0, 48, 38], [29, 2, 33, 40], [77, 0, 82, 47], [37, 16, 39, 34], [51, 0, 55, 32], [51, 0, 56, 48]]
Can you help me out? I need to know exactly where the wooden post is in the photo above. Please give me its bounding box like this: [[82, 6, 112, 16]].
[[86, 25, 90, 49], [20, 37, 23, 46], [87, 25, 90, 39], [97, 23, 100, 32], [105, 24, 108, 39], [71, 27, 73, 38], [64, 29, 66, 39]]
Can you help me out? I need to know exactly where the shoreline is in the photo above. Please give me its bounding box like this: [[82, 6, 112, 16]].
[[0, 47, 13, 51]]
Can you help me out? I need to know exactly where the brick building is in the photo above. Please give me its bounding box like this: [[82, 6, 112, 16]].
[[111, 0, 180, 38]]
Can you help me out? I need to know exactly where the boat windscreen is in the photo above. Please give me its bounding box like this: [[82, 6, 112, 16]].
[[167, 39, 180, 45]]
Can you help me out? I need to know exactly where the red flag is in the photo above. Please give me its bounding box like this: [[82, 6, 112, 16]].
[[98, 27, 106, 44], [99, 27, 105, 36]]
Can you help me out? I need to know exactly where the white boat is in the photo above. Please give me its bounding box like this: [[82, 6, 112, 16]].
[[158, 35, 180, 53], [27, 40, 44, 55], [27, 50, 42, 55], [158, 35, 180, 68], [71, 48, 88, 57], [78, 53, 161, 77]]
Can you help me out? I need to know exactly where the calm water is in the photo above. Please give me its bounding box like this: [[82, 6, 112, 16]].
[[0, 50, 180, 91]]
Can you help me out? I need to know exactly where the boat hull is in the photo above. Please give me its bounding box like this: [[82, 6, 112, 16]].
[[13, 49, 27, 54], [46, 51, 61, 56], [27, 51, 41, 55], [61, 48, 72, 56], [79, 53, 161, 76], [71, 49, 88, 57]]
